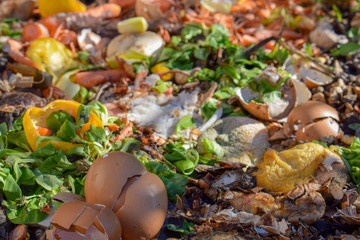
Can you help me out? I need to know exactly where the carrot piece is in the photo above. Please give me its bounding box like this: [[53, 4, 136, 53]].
[[7, 39, 23, 51], [21, 22, 50, 42], [5, 39, 38, 68], [82, 3, 121, 18], [75, 69, 128, 88], [38, 127, 52, 136], [112, 121, 133, 142], [10, 224, 27, 240], [108, 124, 120, 131]]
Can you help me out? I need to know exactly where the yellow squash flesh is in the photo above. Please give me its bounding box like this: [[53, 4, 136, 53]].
[[254, 143, 328, 193]]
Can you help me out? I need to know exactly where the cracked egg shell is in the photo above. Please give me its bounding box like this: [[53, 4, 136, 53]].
[[50, 201, 122, 240], [85, 151, 168, 240], [296, 117, 339, 142], [284, 101, 339, 138], [236, 79, 297, 121]]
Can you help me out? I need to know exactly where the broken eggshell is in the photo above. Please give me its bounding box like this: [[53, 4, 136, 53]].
[[85, 151, 168, 240], [135, 0, 172, 21], [49, 201, 122, 240], [284, 55, 333, 89], [236, 78, 296, 121], [284, 101, 340, 141]]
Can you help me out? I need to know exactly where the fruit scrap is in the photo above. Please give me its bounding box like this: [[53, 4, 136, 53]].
[[38, 0, 87, 17], [254, 143, 337, 193], [50, 201, 122, 239], [39, 3, 121, 32], [75, 69, 129, 89]]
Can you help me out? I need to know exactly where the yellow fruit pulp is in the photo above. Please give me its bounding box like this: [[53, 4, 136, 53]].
[[254, 143, 327, 193], [38, 0, 86, 17]]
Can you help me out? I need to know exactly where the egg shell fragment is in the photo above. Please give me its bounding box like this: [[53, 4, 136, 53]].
[[50, 201, 122, 240], [236, 79, 297, 121], [296, 117, 339, 142], [284, 101, 339, 140], [85, 152, 147, 209], [286, 101, 339, 126], [85, 151, 168, 240], [115, 172, 168, 240]]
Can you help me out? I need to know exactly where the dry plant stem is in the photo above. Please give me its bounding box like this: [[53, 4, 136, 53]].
[[95, 82, 111, 101], [277, 38, 336, 79], [142, 145, 179, 172], [199, 82, 217, 106]]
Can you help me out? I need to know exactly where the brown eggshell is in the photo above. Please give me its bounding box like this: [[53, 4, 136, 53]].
[[114, 172, 168, 240], [85, 152, 147, 209], [236, 80, 297, 121], [287, 101, 339, 126], [135, 0, 170, 21], [52, 192, 85, 204], [84, 151, 168, 240], [296, 118, 339, 142], [50, 202, 122, 240]]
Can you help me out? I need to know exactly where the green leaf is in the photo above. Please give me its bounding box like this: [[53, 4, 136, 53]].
[[266, 43, 289, 65], [36, 136, 65, 149], [331, 42, 360, 56], [175, 115, 195, 135], [66, 147, 86, 157], [118, 138, 140, 152], [0, 122, 7, 150], [201, 98, 219, 119], [76, 104, 92, 128], [181, 25, 203, 41], [4, 197, 49, 224], [0, 122, 8, 135], [332, 4, 342, 21], [56, 120, 77, 142], [152, 80, 172, 94], [34, 169, 63, 191], [3, 174, 22, 201], [167, 220, 196, 237], [214, 89, 232, 99], [38, 151, 75, 174], [146, 161, 188, 201], [192, 68, 216, 81], [73, 86, 93, 104], [170, 36, 182, 46], [88, 125, 106, 142], [164, 143, 199, 175], [87, 100, 115, 126], [202, 138, 224, 158], [262, 91, 282, 103], [46, 110, 74, 132], [349, 123, 360, 131], [31, 143, 57, 158], [76, 51, 90, 63], [158, 47, 175, 62], [6, 130, 31, 151], [17, 167, 36, 186], [194, 48, 210, 60]]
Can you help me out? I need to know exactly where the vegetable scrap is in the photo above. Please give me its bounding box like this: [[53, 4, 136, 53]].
[[0, 0, 359, 239]]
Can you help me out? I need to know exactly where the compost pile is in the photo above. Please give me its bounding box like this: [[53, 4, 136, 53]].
[[0, 0, 360, 239]]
